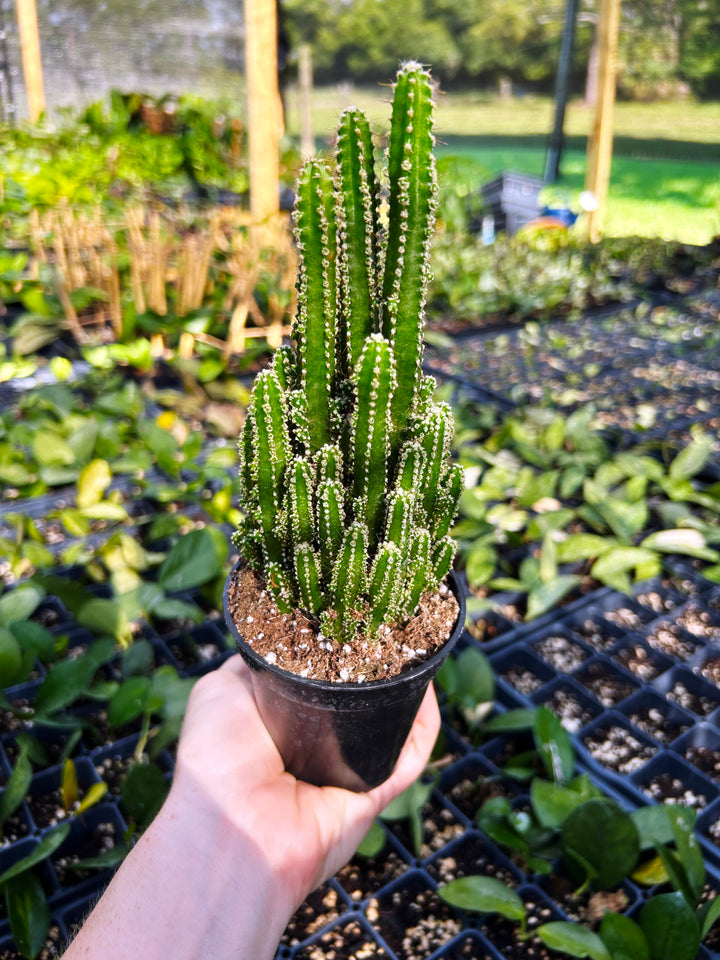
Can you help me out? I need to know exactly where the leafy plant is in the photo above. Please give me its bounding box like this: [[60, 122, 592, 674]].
[[233, 64, 461, 642], [438, 708, 720, 960]]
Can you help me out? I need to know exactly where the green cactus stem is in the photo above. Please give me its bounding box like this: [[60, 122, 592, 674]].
[[234, 63, 460, 643]]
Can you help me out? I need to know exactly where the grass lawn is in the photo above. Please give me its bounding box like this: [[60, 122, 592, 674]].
[[285, 87, 720, 245]]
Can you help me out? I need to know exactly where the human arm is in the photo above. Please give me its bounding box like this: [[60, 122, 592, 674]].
[[63, 654, 440, 960]]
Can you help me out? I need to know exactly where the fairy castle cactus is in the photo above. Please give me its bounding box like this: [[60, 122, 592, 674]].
[[234, 63, 462, 642]]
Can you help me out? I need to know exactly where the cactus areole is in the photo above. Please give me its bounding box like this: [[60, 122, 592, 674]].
[[224, 65, 464, 787]]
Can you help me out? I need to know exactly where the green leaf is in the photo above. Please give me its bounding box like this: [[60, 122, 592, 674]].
[[526, 575, 579, 621], [669, 434, 713, 481], [439, 875, 525, 921], [0, 823, 71, 885], [698, 896, 720, 939], [77, 598, 130, 644], [531, 777, 601, 830], [482, 709, 537, 734], [121, 764, 168, 830], [0, 626, 24, 688], [591, 548, 660, 592], [465, 544, 496, 587], [77, 458, 112, 508], [556, 534, 617, 564], [68, 844, 129, 871], [34, 637, 115, 714], [76, 781, 109, 815], [31, 429, 75, 467], [639, 892, 700, 960], [0, 584, 45, 627], [5, 872, 50, 960], [562, 799, 639, 890], [61, 759, 78, 812], [537, 922, 612, 960], [356, 820, 386, 858], [600, 912, 649, 960], [667, 805, 705, 902], [158, 529, 223, 592], [631, 805, 696, 851], [108, 677, 151, 727], [640, 529, 718, 562], [534, 705, 574, 783], [0, 745, 32, 832]]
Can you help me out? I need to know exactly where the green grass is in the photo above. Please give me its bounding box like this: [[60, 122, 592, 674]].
[[286, 87, 720, 244]]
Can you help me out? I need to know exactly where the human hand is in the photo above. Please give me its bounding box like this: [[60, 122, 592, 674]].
[[171, 654, 441, 910], [64, 654, 439, 960]]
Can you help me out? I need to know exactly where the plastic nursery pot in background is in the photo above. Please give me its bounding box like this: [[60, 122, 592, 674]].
[[223, 562, 466, 792]]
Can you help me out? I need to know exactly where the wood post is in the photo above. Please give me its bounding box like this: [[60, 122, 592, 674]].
[[584, 0, 621, 242], [15, 0, 45, 122], [298, 44, 314, 159], [244, 0, 282, 221]]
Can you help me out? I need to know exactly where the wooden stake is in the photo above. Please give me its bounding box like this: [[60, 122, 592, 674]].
[[298, 44, 314, 160], [244, 0, 281, 220], [15, 0, 45, 122], [584, 0, 621, 242]]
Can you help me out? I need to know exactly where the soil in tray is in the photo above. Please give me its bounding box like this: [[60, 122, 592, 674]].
[[570, 619, 619, 654], [441, 936, 495, 960], [626, 705, 691, 745], [479, 893, 560, 960], [574, 663, 636, 707], [634, 587, 682, 614], [280, 883, 344, 947], [699, 656, 720, 688], [611, 643, 666, 682], [673, 604, 720, 643], [666, 682, 719, 717], [426, 833, 518, 888], [294, 920, 388, 959], [52, 820, 119, 884], [583, 725, 658, 774], [602, 605, 653, 630], [532, 636, 589, 673], [642, 773, 712, 810], [540, 875, 630, 926], [500, 664, 546, 696], [0, 924, 64, 960], [0, 811, 30, 847], [537, 686, 597, 733], [367, 877, 463, 960], [446, 770, 520, 821], [387, 796, 464, 860], [645, 622, 698, 661], [165, 633, 225, 668], [93, 753, 134, 797], [336, 848, 410, 902], [682, 745, 720, 778], [703, 814, 720, 847]]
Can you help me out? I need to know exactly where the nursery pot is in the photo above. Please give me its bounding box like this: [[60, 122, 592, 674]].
[[223, 562, 466, 792]]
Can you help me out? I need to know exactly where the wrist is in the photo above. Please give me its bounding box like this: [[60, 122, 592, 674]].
[[65, 788, 294, 960]]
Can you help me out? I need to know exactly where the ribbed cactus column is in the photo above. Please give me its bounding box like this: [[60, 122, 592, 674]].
[[233, 63, 460, 644]]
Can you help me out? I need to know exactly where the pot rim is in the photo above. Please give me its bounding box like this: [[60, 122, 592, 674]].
[[223, 558, 466, 693]]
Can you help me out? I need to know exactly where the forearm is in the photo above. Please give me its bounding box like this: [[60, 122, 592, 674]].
[[64, 791, 295, 960]]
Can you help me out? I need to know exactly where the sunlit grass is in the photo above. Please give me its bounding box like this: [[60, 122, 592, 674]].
[[285, 86, 720, 244]]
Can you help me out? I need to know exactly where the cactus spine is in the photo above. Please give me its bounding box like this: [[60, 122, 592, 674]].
[[234, 63, 460, 643]]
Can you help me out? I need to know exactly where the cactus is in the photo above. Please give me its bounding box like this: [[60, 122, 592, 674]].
[[233, 63, 460, 643]]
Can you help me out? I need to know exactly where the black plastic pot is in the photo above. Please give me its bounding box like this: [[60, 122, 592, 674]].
[[223, 563, 466, 792]]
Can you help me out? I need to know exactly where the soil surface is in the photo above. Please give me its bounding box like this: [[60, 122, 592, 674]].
[[281, 884, 344, 947], [368, 877, 463, 960], [226, 565, 459, 683], [539, 686, 597, 733], [626, 705, 690, 745], [294, 920, 388, 959], [583, 725, 657, 774]]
